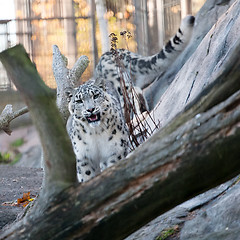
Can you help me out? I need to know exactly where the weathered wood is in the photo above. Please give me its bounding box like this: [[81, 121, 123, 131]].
[[95, 0, 109, 53], [163, 36, 240, 136], [138, 34, 240, 139], [0, 45, 77, 197], [1, 87, 240, 239], [147, 0, 240, 129]]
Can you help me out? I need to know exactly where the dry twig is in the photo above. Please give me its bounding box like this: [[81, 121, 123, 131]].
[[109, 32, 160, 149]]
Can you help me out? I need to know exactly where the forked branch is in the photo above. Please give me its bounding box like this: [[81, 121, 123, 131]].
[[52, 45, 89, 123]]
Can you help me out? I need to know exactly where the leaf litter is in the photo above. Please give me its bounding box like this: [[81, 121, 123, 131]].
[[2, 191, 35, 208]]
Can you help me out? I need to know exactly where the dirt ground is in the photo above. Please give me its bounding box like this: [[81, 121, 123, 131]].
[[0, 125, 42, 231], [0, 166, 43, 230]]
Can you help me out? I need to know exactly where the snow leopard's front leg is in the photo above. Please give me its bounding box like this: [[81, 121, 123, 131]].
[[67, 116, 101, 182], [100, 154, 118, 172], [100, 138, 129, 172], [76, 157, 100, 182]]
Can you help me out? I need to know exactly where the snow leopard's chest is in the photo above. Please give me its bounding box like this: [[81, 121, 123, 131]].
[[71, 120, 127, 160], [68, 112, 129, 182]]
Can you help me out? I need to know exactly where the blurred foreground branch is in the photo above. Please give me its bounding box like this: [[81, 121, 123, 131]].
[[0, 44, 77, 202]]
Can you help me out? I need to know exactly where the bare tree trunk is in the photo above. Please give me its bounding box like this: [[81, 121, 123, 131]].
[[145, 0, 236, 109]]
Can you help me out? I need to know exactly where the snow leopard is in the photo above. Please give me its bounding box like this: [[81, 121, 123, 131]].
[[95, 15, 195, 114], [66, 78, 129, 182]]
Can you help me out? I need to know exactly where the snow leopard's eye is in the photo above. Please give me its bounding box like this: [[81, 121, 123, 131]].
[[93, 93, 99, 99], [75, 99, 83, 104]]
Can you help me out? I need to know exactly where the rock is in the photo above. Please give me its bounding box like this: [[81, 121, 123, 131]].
[[152, 0, 240, 128], [192, 227, 240, 240], [180, 180, 240, 239], [126, 176, 239, 240], [145, 0, 235, 110]]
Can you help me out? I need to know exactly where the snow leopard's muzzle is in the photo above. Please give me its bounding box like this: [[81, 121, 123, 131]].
[[83, 107, 101, 126]]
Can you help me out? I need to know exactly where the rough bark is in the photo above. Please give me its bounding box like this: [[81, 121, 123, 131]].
[[0, 44, 77, 199], [1, 76, 240, 240]]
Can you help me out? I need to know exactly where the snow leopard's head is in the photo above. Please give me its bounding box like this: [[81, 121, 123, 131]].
[[66, 78, 113, 128]]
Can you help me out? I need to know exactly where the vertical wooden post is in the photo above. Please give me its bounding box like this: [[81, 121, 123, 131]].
[[63, 0, 78, 66], [181, 0, 192, 18], [90, 0, 99, 68], [95, 0, 110, 53], [157, 0, 165, 48], [148, 0, 159, 54], [134, 0, 149, 55]]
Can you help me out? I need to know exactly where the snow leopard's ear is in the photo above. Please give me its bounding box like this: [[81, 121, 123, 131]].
[[94, 77, 106, 91], [65, 87, 74, 103]]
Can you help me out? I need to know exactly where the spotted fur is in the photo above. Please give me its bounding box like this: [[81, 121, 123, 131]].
[[66, 78, 129, 182], [95, 15, 195, 113]]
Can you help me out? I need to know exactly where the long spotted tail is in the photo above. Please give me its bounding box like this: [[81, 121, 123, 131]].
[[132, 15, 195, 89], [95, 16, 195, 90]]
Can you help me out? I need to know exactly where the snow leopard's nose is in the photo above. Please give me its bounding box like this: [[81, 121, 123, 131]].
[[87, 108, 95, 113]]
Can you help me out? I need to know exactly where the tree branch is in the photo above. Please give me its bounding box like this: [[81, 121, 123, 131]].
[[0, 105, 28, 135]]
